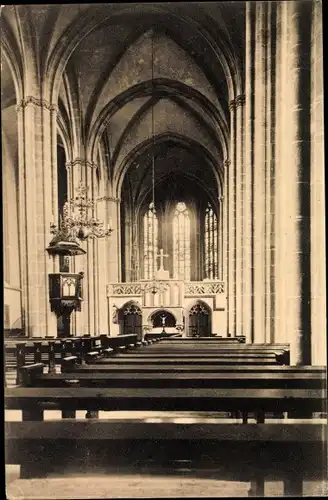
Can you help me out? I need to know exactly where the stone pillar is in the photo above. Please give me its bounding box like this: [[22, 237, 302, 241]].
[[16, 97, 58, 337], [243, 2, 255, 344], [222, 163, 229, 336], [96, 195, 113, 335], [282, 1, 312, 364], [264, 2, 276, 345], [310, 0, 325, 365], [107, 198, 121, 283], [274, 1, 289, 345], [218, 195, 224, 281], [227, 99, 236, 336], [235, 94, 245, 335], [252, 2, 266, 344], [66, 158, 97, 336]]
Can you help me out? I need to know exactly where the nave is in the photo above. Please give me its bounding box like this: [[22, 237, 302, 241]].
[[2, 2, 326, 498]]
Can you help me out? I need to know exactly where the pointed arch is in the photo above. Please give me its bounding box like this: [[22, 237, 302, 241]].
[[89, 78, 229, 162], [115, 132, 223, 201], [188, 300, 212, 337]]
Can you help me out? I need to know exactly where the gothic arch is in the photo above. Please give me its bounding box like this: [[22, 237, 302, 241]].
[[149, 309, 177, 328], [115, 132, 223, 201], [89, 78, 229, 162], [120, 300, 142, 337], [187, 300, 212, 337], [46, 4, 240, 106]]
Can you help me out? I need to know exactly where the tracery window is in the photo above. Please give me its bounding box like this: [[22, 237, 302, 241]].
[[143, 202, 158, 279], [173, 202, 191, 280], [204, 203, 218, 279]]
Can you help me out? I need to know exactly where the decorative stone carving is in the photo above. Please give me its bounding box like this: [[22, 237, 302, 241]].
[[65, 158, 97, 170], [112, 304, 118, 324], [97, 196, 120, 203], [229, 99, 236, 111], [111, 283, 142, 295], [235, 94, 246, 107], [16, 96, 58, 113], [185, 282, 225, 295]]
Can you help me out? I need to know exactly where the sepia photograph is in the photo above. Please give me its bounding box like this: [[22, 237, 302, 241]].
[[2, 1, 327, 498]]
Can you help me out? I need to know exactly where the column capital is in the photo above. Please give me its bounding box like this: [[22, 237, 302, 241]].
[[224, 159, 231, 168], [235, 94, 246, 107], [65, 158, 97, 170], [229, 99, 236, 111], [16, 96, 58, 113], [218, 195, 225, 203], [97, 196, 121, 204]]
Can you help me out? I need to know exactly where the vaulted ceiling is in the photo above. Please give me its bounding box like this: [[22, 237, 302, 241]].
[[1, 3, 245, 206]]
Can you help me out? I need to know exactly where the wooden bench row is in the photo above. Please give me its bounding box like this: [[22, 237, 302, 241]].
[[5, 368, 327, 495], [13, 361, 327, 421], [5, 337, 327, 496], [5, 420, 325, 496], [6, 334, 162, 383]]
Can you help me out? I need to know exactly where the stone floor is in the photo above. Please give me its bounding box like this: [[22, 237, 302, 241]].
[[6, 466, 328, 499], [5, 408, 328, 498]]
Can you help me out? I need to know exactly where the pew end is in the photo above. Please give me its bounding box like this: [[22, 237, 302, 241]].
[[61, 356, 79, 371], [18, 363, 45, 387]]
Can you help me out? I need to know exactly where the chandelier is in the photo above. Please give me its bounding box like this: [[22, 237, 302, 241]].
[[50, 182, 114, 241]]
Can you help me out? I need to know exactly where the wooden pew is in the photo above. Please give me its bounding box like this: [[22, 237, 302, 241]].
[[61, 360, 324, 373], [86, 356, 280, 366], [5, 420, 325, 496], [5, 386, 325, 416], [6, 351, 326, 493], [26, 369, 326, 390], [5, 334, 141, 379]]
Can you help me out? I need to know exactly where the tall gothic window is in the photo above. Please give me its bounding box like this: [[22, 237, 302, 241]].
[[173, 202, 191, 280], [143, 202, 158, 279], [204, 202, 218, 279]]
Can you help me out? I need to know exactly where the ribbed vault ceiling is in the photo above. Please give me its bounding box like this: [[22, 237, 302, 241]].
[[1, 3, 245, 206]]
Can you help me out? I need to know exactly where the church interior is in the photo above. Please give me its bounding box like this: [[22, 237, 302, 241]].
[[2, 2, 327, 498]]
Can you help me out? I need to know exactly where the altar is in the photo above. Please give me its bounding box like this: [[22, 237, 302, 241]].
[[107, 250, 226, 337]]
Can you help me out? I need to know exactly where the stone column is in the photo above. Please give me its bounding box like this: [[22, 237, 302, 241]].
[[227, 99, 236, 336], [107, 197, 121, 283], [66, 158, 97, 336], [264, 2, 276, 345], [243, 2, 255, 344], [235, 94, 245, 336], [222, 162, 229, 337], [283, 1, 312, 364], [218, 195, 224, 281], [96, 195, 113, 335], [252, 2, 266, 344], [16, 97, 58, 337], [310, 0, 325, 365], [274, 1, 289, 345]]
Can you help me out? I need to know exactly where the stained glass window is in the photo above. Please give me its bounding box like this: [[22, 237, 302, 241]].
[[143, 202, 158, 279], [204, 203, 218, 279], [173, 202, 191, 280]]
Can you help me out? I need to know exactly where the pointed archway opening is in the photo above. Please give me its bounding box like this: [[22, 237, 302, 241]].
[[151, 310, 176, 329], [121, 301, 142, 336], [188, 301, 211, 337]]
